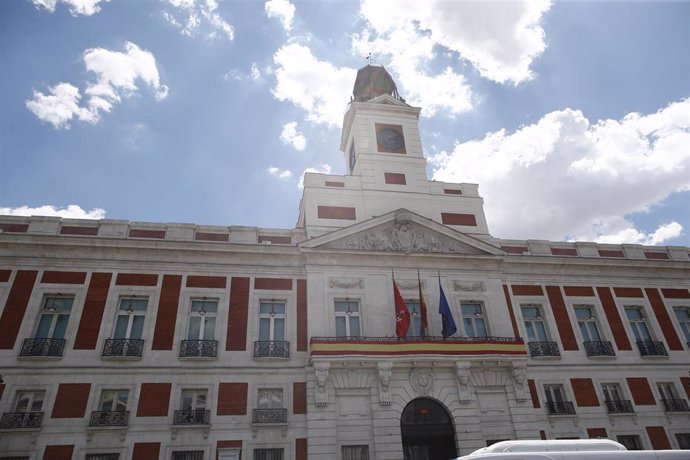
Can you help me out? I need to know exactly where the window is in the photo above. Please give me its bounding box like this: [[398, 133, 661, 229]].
[[522, 305, 548, 342], [114, 297, 148, 340], [253, 449, 283, 460], [342, 445, 370, 460], [406, 300, 423, 337], [257, 389, 283, 410], [625, 306, 652, 342], [676, 433, 690, 449], [259, 301, 285, 342], [0, 390, 45, 429], [673, 307, 690, 343], [174, 389, 209, 425], [86, 455, 119, 460], [335, 300, 361, 337], [617, 435, 643, 450], [658, 382, 679, 401], [575, 305, 601, 342], [461, 302, 488, 338], [35, 295, 73, 340], [172, 452, 203, 460], [188, 298, 217, 341], [602, 383, 633, 413], [99, 390, 128, 412], [657, 382, 689, 411], [543, 384, 574, 415], [602, 383, 623, 402], [181, 389, 207, 411], [14, 391, 44, 413]]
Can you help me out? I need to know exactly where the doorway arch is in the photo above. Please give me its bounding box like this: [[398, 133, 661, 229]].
[[400, 397, 457, 460]]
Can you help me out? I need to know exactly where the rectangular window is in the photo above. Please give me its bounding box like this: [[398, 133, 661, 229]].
[[99, 390, 128, 412], [574, 305, 602, 342], [172, 452, 204, 460], [625, 306, 653, 342], [676, 433, 690, 449], [544, 384, 565, 404], [259, 301, 285, 342], [657, 382, 679, 401], [406, 301, 423, 338], [114, 297, 148, 340], [522, 304, 548, 342], [461, 302, 488, 338], [188, 298, 218, 340], [335, 300, 361, 337], [257, 389, 283, 409], [86, 455, 119, 460], [617, 435, 643, 450], [14, 391, 44, 412], [673, 307, 690, 343], [601, 383, 623, 402], [35, 295, 73, 339], [253, 449, 283, 460], [342, 445, 370, 460], [181, 389, 207, 411], [543, 384, 574, 415]]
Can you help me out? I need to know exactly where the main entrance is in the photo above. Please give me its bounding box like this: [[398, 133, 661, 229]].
[[400, 398, 457, 460]]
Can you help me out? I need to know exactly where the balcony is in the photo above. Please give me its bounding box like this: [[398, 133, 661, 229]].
[[0, 412, 43, 429], [102, 339, 144, 358], [310, 336, 526, 358], [546, 401, 576, 416], [173, 409, 210, 425], [662, 398, 690, 413], [252, 408, 287, 424], [636, 340, 668, 357], [89, 411, 129, 426], [179, 340, 218, 358], [605, 399, 634, 414], [254, 341, 290, 359], [19, 338, 66, 357], [528, 341, 560, 358], [583, 341, 615, 357]]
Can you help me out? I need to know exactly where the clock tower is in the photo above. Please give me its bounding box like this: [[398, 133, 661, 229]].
[[298, 64, 490, 238]]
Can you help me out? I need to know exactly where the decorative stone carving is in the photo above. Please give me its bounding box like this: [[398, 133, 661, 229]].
[[512, 363, 528, 402], [326, 211, 483, 254], [410, 367, 434, 396], [328, 278, 364, 289], [455, 362, 473, 403], [377, 361, 393, 405], [396, 279, 425, 290], [453, 281, 485, 292], [314, 362, 330, 406]]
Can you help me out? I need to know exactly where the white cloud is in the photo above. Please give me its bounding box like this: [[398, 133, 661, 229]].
[[265, 0, 295, 31], [250, 63, 262, 81], [32, 0, 108, 16], [272, 44, 356, 127], [356, 0, 551, 86], [26, 42, 167, 128], [298, 164, 332, 189], [267, 166, 293, 179], [163, 0, 234, 41], [279, 122, 306, 151], [0, 205, 106, 219], [430, 98, 690, 245]]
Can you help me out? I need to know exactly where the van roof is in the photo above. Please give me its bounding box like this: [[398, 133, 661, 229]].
[[470, 440, 627, 454]]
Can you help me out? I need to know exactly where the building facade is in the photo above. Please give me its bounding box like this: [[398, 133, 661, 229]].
[[1, 66, 689, 460]]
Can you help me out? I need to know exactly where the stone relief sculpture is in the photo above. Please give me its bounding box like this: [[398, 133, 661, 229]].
[[328, 278, 364, 289], [410, 367, 434, 396], [512, 364, 528, 402], [377, 362, 393, 405], [454, 281, 486, 292], [455, 362, 473, 403], [314, 362, 330, 406]]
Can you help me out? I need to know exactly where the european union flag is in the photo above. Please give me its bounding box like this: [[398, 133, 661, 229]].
[[439, 282, 457, 338]]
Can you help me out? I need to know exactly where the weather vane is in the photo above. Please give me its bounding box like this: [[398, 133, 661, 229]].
[[366, 52, 374, 65]]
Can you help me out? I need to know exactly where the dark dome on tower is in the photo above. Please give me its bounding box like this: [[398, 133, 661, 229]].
[[352, 64, 404, 102]]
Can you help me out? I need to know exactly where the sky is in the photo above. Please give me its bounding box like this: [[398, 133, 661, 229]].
[[1, 0, 689, 247]]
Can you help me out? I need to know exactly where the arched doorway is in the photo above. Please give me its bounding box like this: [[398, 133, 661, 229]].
[[400, 397, 457, 460]]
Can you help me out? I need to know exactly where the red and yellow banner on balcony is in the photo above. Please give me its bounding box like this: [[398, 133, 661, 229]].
[[310, 337, 527, 357]]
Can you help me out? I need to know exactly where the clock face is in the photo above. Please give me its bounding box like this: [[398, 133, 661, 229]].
[[349, 142, 356, 172], [375, 124, 406, 153]]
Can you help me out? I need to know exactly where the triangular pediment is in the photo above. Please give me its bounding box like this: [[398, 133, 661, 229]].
[[300, 209, 505, 256], [366, 94, 409, 106]]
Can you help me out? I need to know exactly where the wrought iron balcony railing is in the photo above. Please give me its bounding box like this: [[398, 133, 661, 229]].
[[583, 341, 615, 357], [546, 401, 576, 415], [20, 338, 66, 357], [102, 339, 144, 358], [0, 412, 43, 429], [636, 340, 668, 357], [173, 409, 210, 425], [662, 398, 690, 412], [605, 399, 634, 414], [252, 408, 287, 424], [253, 341, 290, 358], [528, 341, 560, 358], [89, 411, 129, 426], [179, 340, 218, 358]]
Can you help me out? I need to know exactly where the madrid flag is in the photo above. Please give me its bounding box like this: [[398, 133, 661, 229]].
[[393, 280, 410, 337]]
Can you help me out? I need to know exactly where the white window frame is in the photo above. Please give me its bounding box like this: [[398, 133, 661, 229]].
[[258, 300, 286, 342], [341, 444, 371, 460], [459, 300, 489, 338], [252, 447, 285, 460], [334, 299, 362, 338], [253, 383, 288, 411], [601, 382, 625, 403], [97, 389, 129, 412], [34, 294, 75, 339], [624, 305, 654, 342], [521, 303, 550, 342], [112, 296, 149, 340], [180, 389, 208, 411], [573, 304, 604, 343], [405, 299, 423, 338], [543, 383, 568, 405], [187, 297, 218, 341], [13, 390, 46, 413], [256, 388, 284, 410], [656, 382, 680, 401], [671, 304, 690, 344]]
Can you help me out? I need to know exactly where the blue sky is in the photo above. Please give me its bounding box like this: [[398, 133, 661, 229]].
[[1, 0, 689, 246]]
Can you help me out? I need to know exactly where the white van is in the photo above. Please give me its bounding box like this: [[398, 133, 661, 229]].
[[455, 440, 690, 460]]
